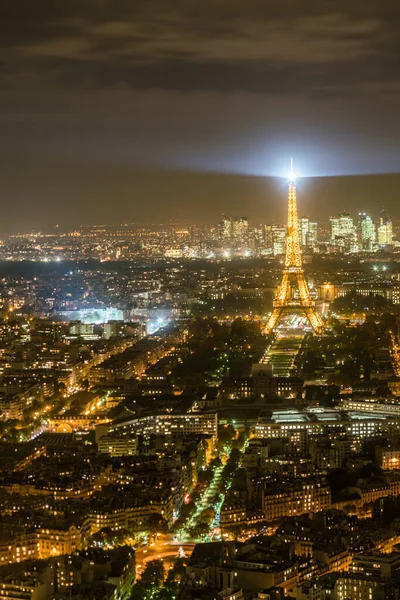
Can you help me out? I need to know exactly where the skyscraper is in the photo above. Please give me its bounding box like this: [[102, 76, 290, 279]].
[[307, 221, 318, 248], [264, 225, 273, 251], [358, 212, 376, 251], [377, 210, 393, 247], [299, 216, 318, 248], [271, 225, 286, 256], [232, 217, 249, 244], [299, 217, 310, 246], [330, 212, 358, 252], [218, 215, 232, 241]]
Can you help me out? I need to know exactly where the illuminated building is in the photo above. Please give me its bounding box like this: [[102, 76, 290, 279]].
[[265, 164, 324, 334], [335, 574, 385, 600], [351, 551, 400, 579], [318, 282, 400, 304], [104, 412, 218, 442], [0, 536, 39, 564], [358, 212, 376, 250], [69, 322, 96, 338], [377, 209, 393, 246], [271, 225, 286, 256], [299, 216, 318, 248], [187, 540, 303, 594], [309, 438, 350, 471], [219, 215, 232, 241], [330, 211, 358, 251], [220, 497, 247, 526], [49, 413, 110, 433], [375, 446, 400, 470], [82, 496, 175, 537], [98, 434, 138, 456], [254, 408, 400, 453], [232, 217, 249, 243], [264, 224, 273, 251], [335, 553, 400, 600], [37, 525, 81, 559], [262, 478, 331, 521], [306, 221, 318, 248], [299, 216, 309, 246]]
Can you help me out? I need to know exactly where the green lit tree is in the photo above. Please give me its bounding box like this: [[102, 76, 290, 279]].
[[130, 559, 165, 600]]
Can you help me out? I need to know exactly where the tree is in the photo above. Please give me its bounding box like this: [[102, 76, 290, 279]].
[[188, 522, 210, 540], [170, 518, 185, 534], [342, 504, 357, 516], [166, 557, 187, 584], [229, 447, 241, 464], [210, 456, 222, 469], [180, 500, 196, 520], [302, 350, 326, 375], [56, 382, 67, 396], [90, 527, 130, 547], [145, 514, 168, 535], [141, 560, 165, 587], [198, 508, 215, 524], [131, 560, 165, 600], [232, 431, 247, 451], [218, 424, 236, 448], [197, 469, 213, 486]]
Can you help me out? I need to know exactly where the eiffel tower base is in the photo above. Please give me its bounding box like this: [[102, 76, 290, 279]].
[[265, 305, 324, 335]]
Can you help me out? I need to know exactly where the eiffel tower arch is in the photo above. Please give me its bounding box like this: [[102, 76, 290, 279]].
[[265, 165, 324, 335]]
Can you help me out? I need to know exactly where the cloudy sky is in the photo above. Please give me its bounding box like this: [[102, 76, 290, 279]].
[[1, 0, 400, 231]]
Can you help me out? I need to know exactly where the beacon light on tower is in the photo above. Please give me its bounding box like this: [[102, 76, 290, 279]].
[[288, 157, 296, 183]]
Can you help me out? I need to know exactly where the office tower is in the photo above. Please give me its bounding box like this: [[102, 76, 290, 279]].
[[265, 167, 323, 334], [271, 225, 286, 256], [299, 217, 310, 246], [232, 217, 249, 243], [264, 225, 273, 251], [218, 215, 232, 241], [377, 209, 393, 246], [299, 216, 318, 248], [307, 221, 318, 247], [330, 212, 358, 251], [358, 212, 376, 251]]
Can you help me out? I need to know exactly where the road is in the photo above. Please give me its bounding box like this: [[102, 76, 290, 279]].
[[135, 537, 195, 575]]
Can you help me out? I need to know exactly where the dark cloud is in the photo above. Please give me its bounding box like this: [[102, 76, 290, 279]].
[[0, 0, 398, 94], [0, 1, 400, 230]]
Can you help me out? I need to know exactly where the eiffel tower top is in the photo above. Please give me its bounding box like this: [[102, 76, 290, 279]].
[[285, 158, 302, 269]]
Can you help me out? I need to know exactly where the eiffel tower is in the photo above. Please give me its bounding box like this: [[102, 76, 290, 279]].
[[265, 161, 324, 334]]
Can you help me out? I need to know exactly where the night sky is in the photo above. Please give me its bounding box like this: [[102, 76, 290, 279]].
[[1, 0, 400, 232]]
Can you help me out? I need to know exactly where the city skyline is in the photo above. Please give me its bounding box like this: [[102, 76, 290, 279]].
[[4, 3, 400, 600]]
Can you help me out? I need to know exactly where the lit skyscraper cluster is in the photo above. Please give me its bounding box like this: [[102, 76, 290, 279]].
[[377, 209, 393, 247], [218, 215, 249, 244], [299, 216, 318, 249], [359, 212, 376, 251], [329, 209, 393, 253], [329, 211, 358, 252]]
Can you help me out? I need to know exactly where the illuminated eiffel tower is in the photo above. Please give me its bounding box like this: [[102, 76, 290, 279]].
[[265, 161, 324, 334]]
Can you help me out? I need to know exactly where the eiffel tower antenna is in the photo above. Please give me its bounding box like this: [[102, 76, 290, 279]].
[[265, 161, 324, 335]]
